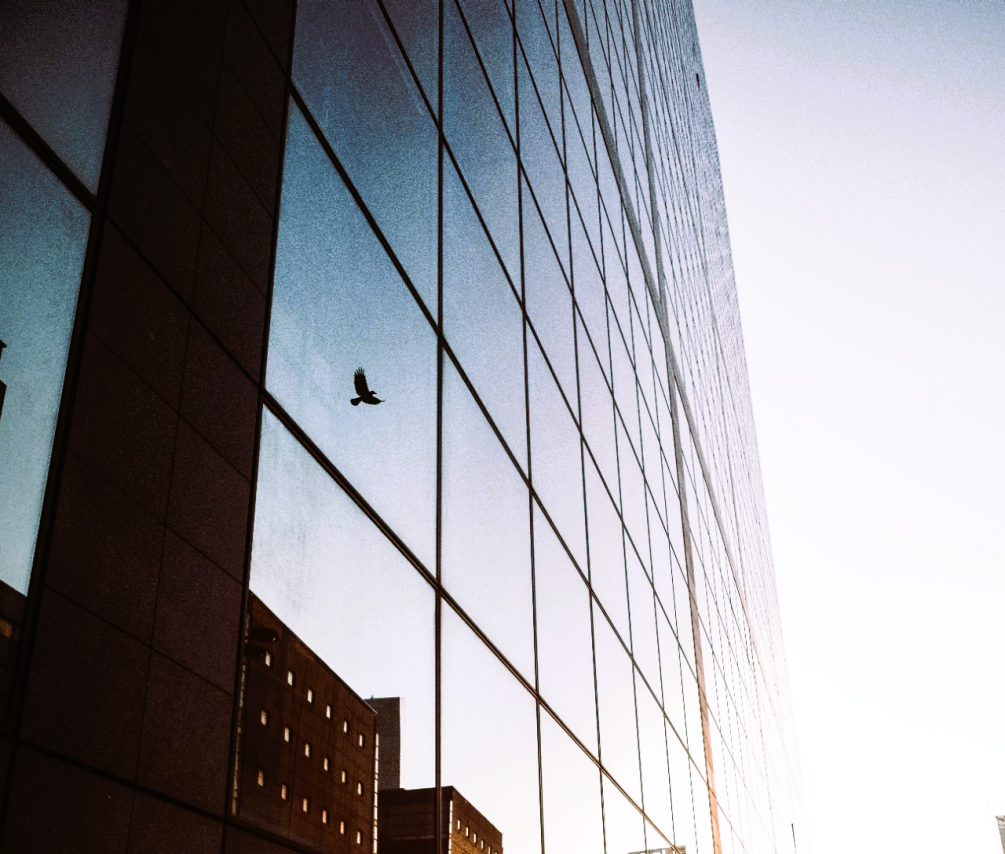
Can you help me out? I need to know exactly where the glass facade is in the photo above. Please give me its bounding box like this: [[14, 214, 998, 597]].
[[0, 0, 806, 852], [249, 2, 806, 854]]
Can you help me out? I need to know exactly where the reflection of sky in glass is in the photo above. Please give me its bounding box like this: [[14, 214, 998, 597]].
[[0, 119, 89, 593], [441, 359, 534, 681], [293, 0, 437, 312], [441, 607, 541, 854], [251, 410, 435, 789], [540, 711, 604, 854], [0, 0, 126, 190], [268, 104, 437, 568]]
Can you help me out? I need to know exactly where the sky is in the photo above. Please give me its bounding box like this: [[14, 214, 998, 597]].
[[690, 0, 1005, 851]]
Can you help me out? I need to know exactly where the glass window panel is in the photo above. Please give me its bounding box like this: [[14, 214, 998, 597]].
[[610, 305, 638, 448], [268, 104, 437, 568], [640, 404, 664, 522], [600, 771, 645, 854], [443, 160, 526, 468], [626, 550, 659, 698], [293, 0, 437, 310], [564, 94, 595, 217], [593, 609, 640, 803], [441, 608, 542, 854], [617, 415, 648, 564], [0, 0, 126, 190], [528, 336, 586, 569], [558, 4, 592, 147], [571, 215, 608, 379], [676, 565, 697, 674], [583, 457, 628, 641], [647, 486, 667, 571], [249, 411, 436, 817], [518, 57, 567, 271], [457, 0, 515, 133], [667, 728, 698, 854], [650, 512, 674, 616], [442, 360, 534, 680], [534, 503, 597, 754], [666, 481, 686, 571], [445, 0, 520, 281], [540, 711, 604, 854], [523, 179, 576, 403], [516, 0, 561, 132], [658, 616, 686, 744], [637, 683, 673, 838], [576, 314, 617, 498], [0, 120, 89, 593], [682, 668, 704, 764], [382, 0, 438, 107], [602, 206, 629, 326], [649, 298, 670, 402]]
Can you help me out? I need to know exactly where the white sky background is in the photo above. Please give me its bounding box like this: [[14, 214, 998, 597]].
[[690, 1, 1005, 851]]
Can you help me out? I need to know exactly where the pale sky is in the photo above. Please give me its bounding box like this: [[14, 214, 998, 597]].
[[691, 0, 1005, 851]]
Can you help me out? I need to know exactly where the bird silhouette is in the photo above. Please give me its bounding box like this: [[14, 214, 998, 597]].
[[351, 367, 383, 406]]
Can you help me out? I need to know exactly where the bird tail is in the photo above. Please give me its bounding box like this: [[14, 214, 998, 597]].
[[351, 397, 362, 406]]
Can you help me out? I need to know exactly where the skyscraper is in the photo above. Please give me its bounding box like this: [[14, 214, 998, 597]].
[[0, 0, 806, 853]]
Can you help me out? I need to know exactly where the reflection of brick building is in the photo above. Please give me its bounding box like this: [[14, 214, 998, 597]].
[[379, 787, 502, 854], [0, 580, 26, 714], [235, 594, 378, 853]]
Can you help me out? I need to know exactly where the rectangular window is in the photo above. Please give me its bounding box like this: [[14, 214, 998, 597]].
[[302, 797, 310, 813], [304, 742, 312, 758], [324, 757, 330, 771], [307, 688, 314, 703], [356, 781, 363, 795], [326, 704, 332, 719], [340, 821, 346, 834], [264, 651, 272, 667], [281, 784, 288, 801], [287, 670, 295, 686], [260, 709, 268, 726], [341, 770, 347, 784], [343, 719, 349, 733], [356, 831, 362, 844], [357, 733, 364, 748], [284, 727, 290, 742], [257, 769, 265, 786], [323, 809, 329, 825]]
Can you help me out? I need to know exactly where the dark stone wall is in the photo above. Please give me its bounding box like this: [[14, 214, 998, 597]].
[[0, 0, 301, 851]]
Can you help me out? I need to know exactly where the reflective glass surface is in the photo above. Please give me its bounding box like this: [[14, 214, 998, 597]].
[[0, 0, 126, 189], [540, 711, 604, 854], [268, 104, 437, 568], [0, 119, 89, 593], [294, 0, 437, 310]]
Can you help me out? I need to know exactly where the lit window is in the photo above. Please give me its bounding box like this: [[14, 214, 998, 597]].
[[465, 827, 469, 837], [473, 834, 478, 844], [357, 734, 364, 748], [481, 842, 485, 850], [304, 742, 312, 758], [260, 709, 268, 726], [356, 831, 362, 844], [287, 670, 295, 687], [343, 719, 349, 733], [457, 821, 461, 830], [326, 704, 332, 719], [281, 784, 288, 801], [307, 688, 314, 703], [323, 810, 329, 825], [302, 797, 310, 813], [284, 727, 290, 742], [340, 821, 346, 834], [356, 782, 363, 795], [257, 769, 265, 787], [264, 651, 271, 667], [341, 770, 347, 784], [324, 757, 330, 771]]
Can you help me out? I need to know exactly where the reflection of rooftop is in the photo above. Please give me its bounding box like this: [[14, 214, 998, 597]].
[[234, 594, 378, 853], [379, 786, 503, 854]]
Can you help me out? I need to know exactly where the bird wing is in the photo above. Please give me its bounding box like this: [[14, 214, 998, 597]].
[[354, 368, 371, 397]]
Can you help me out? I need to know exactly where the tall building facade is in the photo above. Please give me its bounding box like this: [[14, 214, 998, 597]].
[[0, 1, 806, 854]]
